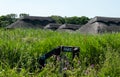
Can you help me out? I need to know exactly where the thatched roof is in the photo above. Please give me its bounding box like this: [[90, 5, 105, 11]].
[[22, 16, 54, 22], [89, 16, 120, 24], [44, 23, 62, 30], [6, 16, 55, 29], [58, 24, 81, 31], [78, 16, 120, 34]]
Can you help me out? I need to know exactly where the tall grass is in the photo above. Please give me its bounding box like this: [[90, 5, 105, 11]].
[[0, 29, 120, 77]]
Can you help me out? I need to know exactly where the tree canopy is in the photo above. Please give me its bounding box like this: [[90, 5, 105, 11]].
[[0, 13, 29, 27], [51, 15, 89, 25], [0, 14, 17, 27]]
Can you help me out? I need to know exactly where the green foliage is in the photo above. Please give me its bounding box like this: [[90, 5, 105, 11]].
[[0, 29, 120, 77], [51, 15, 90, 25], [0, 13, 29, 28], [6, 14, 17, 19], [0, 14, 17, 27], [65, 16, 89, 25], [19, 13, 29, 18], [51, 15, 65, 24], [98, 48, 120, 77]]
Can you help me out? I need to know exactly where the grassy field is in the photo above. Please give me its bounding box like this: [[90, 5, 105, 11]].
[[0, 28, 120, 77]]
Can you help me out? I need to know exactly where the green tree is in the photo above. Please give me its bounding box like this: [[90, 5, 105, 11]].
[[7, 13, 17, 19], [51, 15, 65, 24], [65, 16, 80, 24], [19, 13, 29, 18], [6, 14, 17, 23], [64, 16, 89, 25], [0, 13, 17, 27], [79, 16, 89, 25]]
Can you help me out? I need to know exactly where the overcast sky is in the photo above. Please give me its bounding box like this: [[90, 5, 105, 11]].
[[0, 0, 120, 18]]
